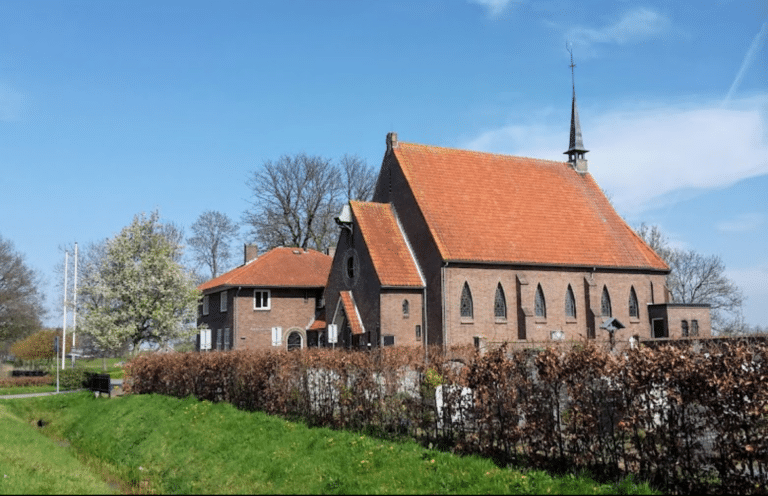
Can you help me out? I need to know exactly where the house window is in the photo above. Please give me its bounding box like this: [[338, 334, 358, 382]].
[[460, 282, 473, 319], [601, 286, 612, 317], [216, 329, 223, 350], [402, 299, 409, 317], [534, 284, 546, 318], [254, 290, 270, 310], [565, 284, 576, 319], [691, 320, 699, 336], [628, 287, 638, 318], [415, 325, 421, 339], [681, 320, 689, 337], [220, 290, 228, 312], [224, 328, 231, 349], [202, 295, 209, 316], [383, 335, 395, 346], [494, 283, 507, 320], [287, 331, 302, 351]]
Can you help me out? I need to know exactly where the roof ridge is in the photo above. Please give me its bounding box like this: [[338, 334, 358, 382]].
[[397, 141, 572, 168]]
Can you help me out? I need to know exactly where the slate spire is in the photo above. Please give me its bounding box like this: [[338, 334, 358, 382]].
[[564, 47, 588, 172]]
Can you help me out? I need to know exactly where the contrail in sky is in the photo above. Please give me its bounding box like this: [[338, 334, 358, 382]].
[[724, 20, 768, 104]]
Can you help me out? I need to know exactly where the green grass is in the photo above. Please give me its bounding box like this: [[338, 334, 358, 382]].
[[0, 403, 115, 494], [64, 357, 126, 379], [5, 393, 658, 495], [0, 384, 58, 395]]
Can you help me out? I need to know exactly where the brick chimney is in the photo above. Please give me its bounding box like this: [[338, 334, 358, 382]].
[[244, 244, 259, 264]]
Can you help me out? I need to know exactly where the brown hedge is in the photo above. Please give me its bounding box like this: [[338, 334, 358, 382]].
[[125, 339, 767, 494]]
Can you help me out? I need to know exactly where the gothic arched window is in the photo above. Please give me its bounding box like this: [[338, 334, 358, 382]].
[[402, 299, 410, 317], [601, 286, 612, 317], [535, 284, 546, 318], [565, 284, 576, 318], [460, 282, 473, 319], [628, 286, 639, 318], [494, 283, 507, 319]]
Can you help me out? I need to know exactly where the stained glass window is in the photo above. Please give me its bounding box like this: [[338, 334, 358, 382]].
[[460, 282, 473, 318], [629, 287, 639, 318], [601, 286, 612, 317], [494, 283, 506, 319], [535, 284, 546, 318], [565, 285, 576, 318]]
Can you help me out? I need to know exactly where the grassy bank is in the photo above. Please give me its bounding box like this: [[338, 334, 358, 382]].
[[5, 392, 656, 494], [0, 403, 115, 494]]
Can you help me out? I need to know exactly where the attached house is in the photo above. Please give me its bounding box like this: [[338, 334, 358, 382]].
[[323, 90, 711, 349], [196, 246, 332, 351]]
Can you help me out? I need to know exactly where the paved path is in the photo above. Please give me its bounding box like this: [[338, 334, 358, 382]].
[[0, 379, 124, 400], [0, 389, 86, 399]]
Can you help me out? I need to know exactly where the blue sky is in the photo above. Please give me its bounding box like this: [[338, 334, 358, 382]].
[[1, 0, 766, 328]]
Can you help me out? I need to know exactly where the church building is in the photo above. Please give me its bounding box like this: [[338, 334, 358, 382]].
[[322, 86, 711, 350]]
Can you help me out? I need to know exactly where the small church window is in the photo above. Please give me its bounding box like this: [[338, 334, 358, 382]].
[[535, 284, 546, 318], [494, 283, 506, 319], [691, 320, 699, 336], [402, 299, 409, 317], [347, 256, 355, 279], [601, 286, 612, 317], [628, 286, 639, 318], [565, 284, 576, 318], [681, 320, 689, 337], [460, 282, 473, 319]]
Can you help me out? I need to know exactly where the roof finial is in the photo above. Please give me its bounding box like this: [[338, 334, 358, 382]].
[[564, 42, 588, 172]]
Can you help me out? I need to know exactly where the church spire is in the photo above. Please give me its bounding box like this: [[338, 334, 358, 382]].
[[564, 45, 588, 172]]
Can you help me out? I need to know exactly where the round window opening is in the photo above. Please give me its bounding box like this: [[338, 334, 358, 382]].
[[343, 249, 359, 287]]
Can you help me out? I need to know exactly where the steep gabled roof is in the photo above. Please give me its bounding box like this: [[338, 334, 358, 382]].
[[338, 291, 365, 335], [198, 247, 332, 292], [350, 201, 424, 288], [391, 142, 668, 271]]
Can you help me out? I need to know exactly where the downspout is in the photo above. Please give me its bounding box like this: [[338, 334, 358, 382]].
[[423, 284, 428, 363], [234, 286, 242, 349], [441, 262, 448, 354]]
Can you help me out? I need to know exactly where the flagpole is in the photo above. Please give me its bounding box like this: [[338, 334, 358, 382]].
[[62, 251, 68, 370]]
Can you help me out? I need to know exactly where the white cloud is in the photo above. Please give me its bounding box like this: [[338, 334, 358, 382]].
[[461, 94, 768, 217], [716, 213, 765, 233], [468, 0, 521, 18], [566, 8, 672, 52]]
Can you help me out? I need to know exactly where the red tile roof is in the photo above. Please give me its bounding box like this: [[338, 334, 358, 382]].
[[350, 201, 424, 288], [198, 247, 332, 292], [392, 142, 668, 271], [339, 291, 365, 335]]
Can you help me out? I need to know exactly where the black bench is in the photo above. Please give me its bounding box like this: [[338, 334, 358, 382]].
[[85, 373, 112, 398]]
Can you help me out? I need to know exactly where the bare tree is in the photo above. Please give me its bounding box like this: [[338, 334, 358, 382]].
[[636, 223, 745, 333], [0, 235, 45, 347], [341, 154, 377, 202], [243, 153, 339, 252], [243, 153, 377, 253], [187, 210, 239, 279]]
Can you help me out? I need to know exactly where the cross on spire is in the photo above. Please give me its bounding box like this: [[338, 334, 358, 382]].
[[564, 43, 588, 172]]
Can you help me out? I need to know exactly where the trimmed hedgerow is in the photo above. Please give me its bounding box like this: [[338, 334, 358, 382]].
[[125, 339, 767, 494]]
